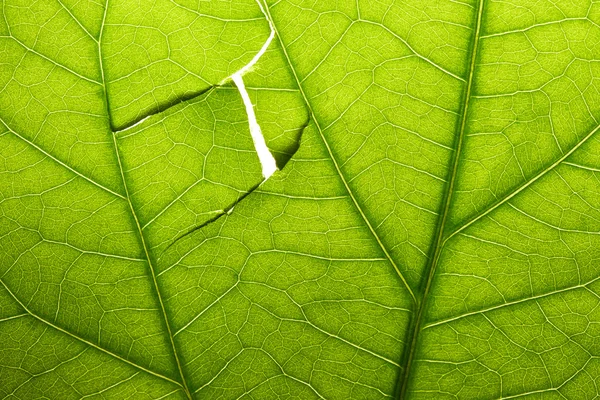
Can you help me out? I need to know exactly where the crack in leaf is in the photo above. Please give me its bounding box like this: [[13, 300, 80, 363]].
[[0, 0, 305, 396], [233, 74, 278, 179]]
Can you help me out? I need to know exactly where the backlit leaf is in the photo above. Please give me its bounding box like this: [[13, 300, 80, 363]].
[[2, 0, 600, 398]]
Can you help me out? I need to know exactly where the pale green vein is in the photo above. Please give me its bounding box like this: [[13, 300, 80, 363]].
[[7, 347, 89, 396], [109, 120, 193, 400], [17, 231, 146, 263], [0, 313, 27, 323], [0, 279, 184, 388], [397, 0, 485, 397], [480, 17, 594, 39], [79, 372, 141, 399], [244, 283, 403, 367], [55, 0, 98, 42], [261, 0, 417, 305], [6, 36, 101, 85], [359, 19, 467, 83], [564, 161, 600, 173], [0, 118, 126, 200], [423, 273, 600, 330], [98, 1, 192, 395], [445, 122, 600, 244], [509, 202, 600, 235]]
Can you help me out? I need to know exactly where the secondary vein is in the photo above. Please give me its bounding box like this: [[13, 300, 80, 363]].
[[261, 0, 417, 305], [0, 118, 126, 200], [99, 1, 192, 397], [444, 121, 600, 245], [0, 279, 182, 388], [108, 133, 192, 399]]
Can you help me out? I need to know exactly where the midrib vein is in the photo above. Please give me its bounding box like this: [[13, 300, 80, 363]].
[[99, 2, 191, 397], [397, 0, 485, 398], [261, 1, 417, 305]]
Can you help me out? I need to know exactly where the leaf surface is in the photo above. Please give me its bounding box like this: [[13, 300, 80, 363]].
[[2, 0, 600, 399]]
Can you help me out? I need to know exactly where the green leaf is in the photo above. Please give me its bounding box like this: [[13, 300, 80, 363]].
[[2, 0, 600, 399]]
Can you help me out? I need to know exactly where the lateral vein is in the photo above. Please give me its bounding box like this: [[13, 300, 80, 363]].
[[261, 0, 417, 305], [0, 118, 126, 200], [99, 1, 192, 397], [0, 279, 183, 388], [444, 122, 600, 244]]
